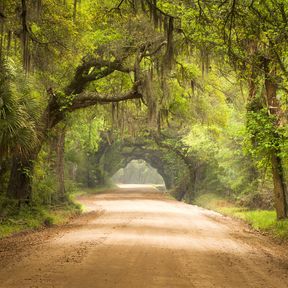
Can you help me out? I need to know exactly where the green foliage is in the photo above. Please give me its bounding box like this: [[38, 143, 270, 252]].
[[65, 108, 108, 187], [194, 193, 288, 239], [183, 125, 219, 161], [33, 170, 57, 205], [0, 60, 40, 159], [66, 109, 106, 153], [0, 202, 81, 238], [57, 92, 76, 112], [245, 109, 286, 167]]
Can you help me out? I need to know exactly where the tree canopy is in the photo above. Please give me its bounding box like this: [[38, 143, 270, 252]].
[[0, 0, 287, 220]]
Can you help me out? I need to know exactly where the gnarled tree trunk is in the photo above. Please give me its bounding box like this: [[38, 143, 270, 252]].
[[264, 59, 287, 219]]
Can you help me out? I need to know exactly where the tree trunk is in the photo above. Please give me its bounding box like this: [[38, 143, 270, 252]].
[[55, 126, 66, 201], [183, 165, 198, 203], [7, 154, 37, 203], [271, 153, 287, 219], [21, 0, 29, 72], [0, 5, 4, 61], [0, 160, 9, 193], [73, 0, 77, 22], [86, 121, 92, 187], [190, 168, 197, 200], [264, 60, 287, 219], [157, 169, 172, 190]]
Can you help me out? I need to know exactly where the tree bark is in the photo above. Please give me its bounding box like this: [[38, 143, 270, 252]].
[[55, 126, 66, 201], [0, 2, 4, 61], [264, 59, 287, 219], [7, 154, 37, 203], [0, 160, 9, 193], [21, 0, 29, 72], [73, 0, 77, 22], [271, 153, 287, 219]]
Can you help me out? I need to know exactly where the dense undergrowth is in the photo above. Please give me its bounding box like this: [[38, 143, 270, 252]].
[[0, 184, 117, 239], [0, 197, 82, 238], [194, 194, 288, 240]]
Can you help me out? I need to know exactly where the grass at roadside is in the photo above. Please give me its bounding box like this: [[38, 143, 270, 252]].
[[194, 193, 288, 239], [0, 201, 82, 239], [70, 185, 117, 202], [75, 185, 116, 195], [0, 186, 115, 239]]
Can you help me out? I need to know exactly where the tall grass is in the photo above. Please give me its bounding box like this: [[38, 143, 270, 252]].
[[194, 193, 288, 239], [0, 200, 82, 238]]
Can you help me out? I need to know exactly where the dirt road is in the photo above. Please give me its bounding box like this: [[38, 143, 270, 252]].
[[0, 185, 288, 288]]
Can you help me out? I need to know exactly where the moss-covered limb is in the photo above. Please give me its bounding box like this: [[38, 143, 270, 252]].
[[5, 26, 173, 202], [5, 52, 142, 202]]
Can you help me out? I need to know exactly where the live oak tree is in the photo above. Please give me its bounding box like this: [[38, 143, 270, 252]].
[[161, 0, 288, 219], [205, 0, 288, 219], [0, 0, 287, 220], [1, 0, 178, 202]]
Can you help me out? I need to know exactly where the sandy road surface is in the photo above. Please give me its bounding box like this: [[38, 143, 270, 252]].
[[0, 185, 288, 288]]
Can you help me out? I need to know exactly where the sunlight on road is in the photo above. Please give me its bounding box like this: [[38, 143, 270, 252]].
[[116, 184, 158, 189], [1, 187, 287, 288]]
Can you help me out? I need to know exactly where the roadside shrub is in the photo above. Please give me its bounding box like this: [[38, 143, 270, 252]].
[[0, 195, 18, 217], [237, 185, 274, 210], [32, 171, 57, 205], [43, 216, 54, 227]]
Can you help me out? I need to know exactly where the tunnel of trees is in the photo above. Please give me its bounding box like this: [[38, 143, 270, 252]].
[[111, 159, 165, 185], [0, 0, 287, 220]]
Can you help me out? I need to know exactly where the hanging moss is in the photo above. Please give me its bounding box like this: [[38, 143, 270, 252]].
[[142, 69, 158, 127], [164, 17, 174, 71], [200, 48, 210, 79], [111, 102, 116, 128], [137, 1, 175, 72], [152, 0, 159, 29], [159, 12, 163, 31]]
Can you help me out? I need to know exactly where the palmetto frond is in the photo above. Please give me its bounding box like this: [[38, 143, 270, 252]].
[[0, 60, 39, 159]]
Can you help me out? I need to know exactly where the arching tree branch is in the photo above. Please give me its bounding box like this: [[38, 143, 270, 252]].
[[70, 83, 142, 111]]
